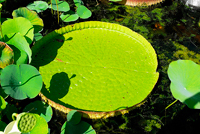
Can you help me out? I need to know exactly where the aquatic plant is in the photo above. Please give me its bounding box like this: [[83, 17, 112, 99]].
[[0, 64, 43, 100], [168, 60, 200, 109], [31, 21, 159, 119], [61, 110, 96, 134], [27, 0, 92, 23]]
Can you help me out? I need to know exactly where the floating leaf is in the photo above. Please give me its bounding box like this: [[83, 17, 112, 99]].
[[168, 60, 200, 109], [27, 1, 48, 13], [61, 110, 96, 134], [23, 100, 53, 122], [49, 0, 70, 12], [34, 32, 43, 41], [0, 64, 42, 100], [77, 5, 92, 19], [67, 110, 81, 125], [60, 10, 79, 22], [31, 21, 159, 118], [12, 7, 44, 33], [2, 17, 34, 44], [0, 42, 14, 68], [0, 0, 5, 3], [73, 0, 84, 7], [5, 32, 32, 64]]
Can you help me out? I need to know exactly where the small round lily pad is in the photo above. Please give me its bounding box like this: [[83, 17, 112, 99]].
[[0, 64, 42, 100]]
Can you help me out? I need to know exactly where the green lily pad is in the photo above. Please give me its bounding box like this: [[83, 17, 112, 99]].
[[61, 110, 96, 134], [31, 21, 159, 118], [2, 17, 34, 45], [5, 32, 32, 64], [60, 10, 79, 22], [23, 100, 53, 122], [0, 64, 43, 100], [34, 32, 43, 41], [49, 0, 70, 12], [27, 1, 48, 13], [74, 0, 84, 7], [0, 42, 14, 69], [77, 5, 92, 19], [67, 110, 81, 125], [168, 60, 200, 109], [12, 7, 44, 33]]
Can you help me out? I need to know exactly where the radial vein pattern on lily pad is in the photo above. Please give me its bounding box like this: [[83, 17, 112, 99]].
[[31, 21, 159, 119], [168, 60, 200, 109]]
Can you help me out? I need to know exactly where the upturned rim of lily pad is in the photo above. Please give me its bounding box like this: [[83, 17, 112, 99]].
[[111, 0, 165, 6], [39, 92, 145, 119]]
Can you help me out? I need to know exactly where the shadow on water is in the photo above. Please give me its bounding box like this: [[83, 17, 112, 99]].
[[41, 72, 80, 110], [31, 33, 73, 68]]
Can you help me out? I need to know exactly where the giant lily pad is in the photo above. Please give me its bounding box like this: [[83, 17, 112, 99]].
[[168, 60, 200, 109], [31, 21, 159, 119]]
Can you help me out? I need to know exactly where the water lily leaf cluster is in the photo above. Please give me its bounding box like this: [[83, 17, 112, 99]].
[[26, 0, 92, 22], [0, 6, 44, 102], [0, 7, 44, 65]]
